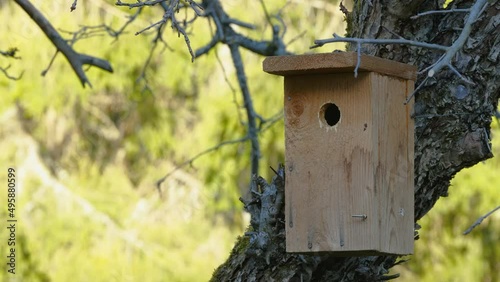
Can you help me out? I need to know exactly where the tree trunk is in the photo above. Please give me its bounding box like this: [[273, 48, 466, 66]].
[[212, 0, 500, 281]]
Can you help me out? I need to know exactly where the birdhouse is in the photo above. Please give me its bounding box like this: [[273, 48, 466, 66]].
[[263, 52, 417, 255]]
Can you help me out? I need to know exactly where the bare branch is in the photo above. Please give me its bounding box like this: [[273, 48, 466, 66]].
[[0, 48, 21, 59], [427, 0, 488, 78], [222, 18, 256, 30], [213, 46, 244, 126], [116, 0, 290, 183], [70, 0, 77, 12], [229, 43, 261, 177], [463, 205, 500, 235], [313, 0, 488, 102], [0, 48, 23, 80], [135, 28, 173, 93], [156, 136, 251, 191], [116, 0, 168, 8], [195, 36, 218, 57], [14, 0, 113, 87], [0, 65, 24, 80], [127, 0, 196, 61], [405, 76, 430, 104], [312, 33, 448, 51], [410, 8, 470, 19], [41, 50, 59, 76]]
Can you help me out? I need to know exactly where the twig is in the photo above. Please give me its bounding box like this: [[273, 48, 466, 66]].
[[229, 43, 261, 178], [223, 18, 256, 30], [405, 76, 429, 104], [313, 0, 487, 101], [0, 48, 21, 59], [213, 45, 244, 126], [194, 0, 290, 58], [259, 110, 283, 132], [259, 0, 273, 27], [410, 8, 470, 19], [0, 48, 23, 80], [447, 64, 474, 85], [312, 33, 448, 51], [286, 30, 306, 46], [313, 33, 447, 81], [0, 65, 24, 80], [117, 0, 290, 189], [70, 0, 77, 12], [355, 42, 361, 77], [14, 0, 113, 87], [41, 50, 59, 76], [463, 205, 500, 235], [129, 0, 196, 61], [427, 0, 488, 78], [156, 136, 251, 189], [482, 127, 492, 154], [115, 0, 168, 8]]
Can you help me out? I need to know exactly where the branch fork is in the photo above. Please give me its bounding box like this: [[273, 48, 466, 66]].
[[15, 0, 113, 87], [312, 0, 489, 101]]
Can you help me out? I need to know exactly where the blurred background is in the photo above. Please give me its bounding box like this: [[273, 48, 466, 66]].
[[0, 0, 498, 281]]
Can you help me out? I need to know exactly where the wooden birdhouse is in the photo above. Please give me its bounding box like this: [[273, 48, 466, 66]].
[[263, 52, 417, 255]]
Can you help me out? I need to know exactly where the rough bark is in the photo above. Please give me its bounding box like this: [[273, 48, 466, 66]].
[[212, 0, 499, 281]]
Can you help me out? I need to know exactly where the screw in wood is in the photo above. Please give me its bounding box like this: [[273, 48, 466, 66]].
[[351, 214, 367, 220]]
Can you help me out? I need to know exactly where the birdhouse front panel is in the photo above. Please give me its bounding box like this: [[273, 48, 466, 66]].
[[284, 72, 378, 253], [263, 52, 416, 255]]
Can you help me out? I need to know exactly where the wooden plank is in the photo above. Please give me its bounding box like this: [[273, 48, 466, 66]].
[[370, 73, 414, 255], [285, 73, 379, 253], [276, 54, 416, 255], [263, 52, 417, 81]]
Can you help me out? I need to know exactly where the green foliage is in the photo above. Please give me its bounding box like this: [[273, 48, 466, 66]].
[[2, 1, 344, 280], [6, 1, 497, 281], [394, 118, 500, 282]]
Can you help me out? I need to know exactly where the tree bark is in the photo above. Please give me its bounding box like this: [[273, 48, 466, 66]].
[[212, 0, 500, 281]]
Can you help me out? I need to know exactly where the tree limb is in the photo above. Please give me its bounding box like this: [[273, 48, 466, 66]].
[[312, 0, 488, 102], [228, 43, 261, 178], [14, 0, 113, 87], [312, 33, 449, 51], [463, 205, 500, 235], [426, 0, 488, 77]]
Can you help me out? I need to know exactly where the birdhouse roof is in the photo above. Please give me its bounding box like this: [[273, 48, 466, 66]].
[[263, 52, 417, 81]]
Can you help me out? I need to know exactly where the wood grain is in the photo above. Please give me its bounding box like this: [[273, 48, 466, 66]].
[[266, 53, 416, 255], [263, 52, 417, 81]]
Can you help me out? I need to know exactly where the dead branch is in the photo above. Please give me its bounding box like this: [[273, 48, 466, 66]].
[[14, 0, 113, 87], [156, 136, 251, 193], [0, 65, 24, 80], [70, 0, 77, 12], [0, 48, 23, 80], [229, 43, 261, 177], [117, 0, 197, 61], [113, 0, 290, 183], [0, 47, 21, 59], [426, 0, 488, 78], [463, 205, 500, 235], [116, 0, 168, 8], [410, 8, 470, 19], [312, 0, 489, 102], [193, 0, 290, 180]]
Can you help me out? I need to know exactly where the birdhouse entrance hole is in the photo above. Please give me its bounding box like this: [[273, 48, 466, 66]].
[[263, 52, 417, 256], [321, 103, 340, 126]]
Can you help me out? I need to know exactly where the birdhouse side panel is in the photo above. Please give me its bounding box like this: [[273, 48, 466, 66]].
[[370, 73, 414, 255], [284, 73, 379, 253]]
